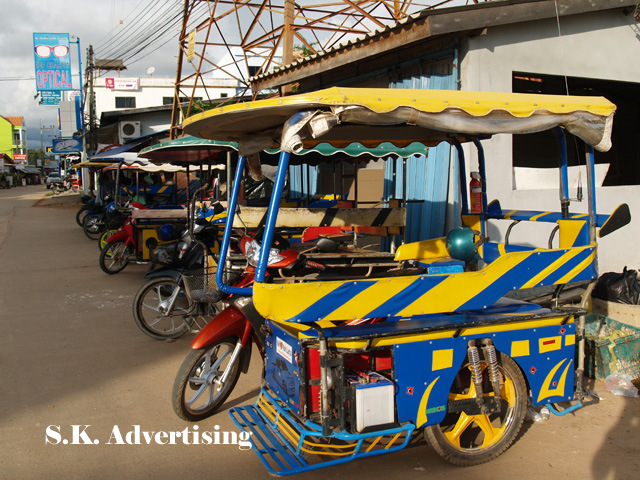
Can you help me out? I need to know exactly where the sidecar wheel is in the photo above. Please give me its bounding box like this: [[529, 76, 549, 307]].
[[172, 338, 242, 421], [99, 241, 131, 274], [98, 230, 116, 251], [133, 277, 191, 340], [424, 351, 527, 466]]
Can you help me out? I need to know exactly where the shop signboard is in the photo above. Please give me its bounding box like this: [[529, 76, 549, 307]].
[[14, 154, 27, 164], [52, 137, 83, 153], [33, 32, 72, 91], [40, 90, 62, 106], [105, 77, 139, 90]]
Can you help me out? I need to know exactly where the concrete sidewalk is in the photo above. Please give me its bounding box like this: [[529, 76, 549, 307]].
[[0, 186, 638, 480]]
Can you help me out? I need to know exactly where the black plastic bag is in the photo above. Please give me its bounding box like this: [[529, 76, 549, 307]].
[[593, 267, 640, 305]]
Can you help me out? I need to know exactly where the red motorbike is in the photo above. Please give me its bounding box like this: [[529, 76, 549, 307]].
[[171, 229, 324, 421], [98, 202, 184, 275]]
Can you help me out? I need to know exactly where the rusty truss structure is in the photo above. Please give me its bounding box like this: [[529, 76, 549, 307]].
[[169, 0, 481, 137]]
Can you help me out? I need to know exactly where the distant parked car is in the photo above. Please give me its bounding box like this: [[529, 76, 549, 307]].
[[45, 172, 61, 189]]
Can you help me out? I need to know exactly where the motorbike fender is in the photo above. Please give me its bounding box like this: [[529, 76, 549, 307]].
[[144, 267, 181, 282], [105, 228, 129, 244], [191, 306, 252, 351]]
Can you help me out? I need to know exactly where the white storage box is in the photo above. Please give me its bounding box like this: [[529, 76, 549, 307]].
[[347, 372, 395, 432]]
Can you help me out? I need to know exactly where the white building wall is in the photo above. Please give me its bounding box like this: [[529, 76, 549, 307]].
[[459, 10, 640, 272], [93, 76, 238, 122]]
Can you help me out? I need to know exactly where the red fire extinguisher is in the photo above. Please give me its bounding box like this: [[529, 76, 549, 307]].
[[469, 171, 482, 214]]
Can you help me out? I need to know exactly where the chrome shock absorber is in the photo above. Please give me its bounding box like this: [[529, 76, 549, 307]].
[[483, 339, 502, 399], [467, 341, 483, 400]]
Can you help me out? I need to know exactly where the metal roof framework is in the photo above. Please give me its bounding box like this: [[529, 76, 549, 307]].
[[168, 0, 469, 139]]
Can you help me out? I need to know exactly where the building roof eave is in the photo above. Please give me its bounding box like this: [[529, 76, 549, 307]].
[[250, 0, 638, 92]]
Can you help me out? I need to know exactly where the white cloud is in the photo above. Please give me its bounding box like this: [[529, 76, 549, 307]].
[[0, 0, 179, 149]]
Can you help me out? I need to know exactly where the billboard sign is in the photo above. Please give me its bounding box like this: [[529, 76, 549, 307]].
[[40, 90, 62, 106], [105, 77, 139, 90], [52, 137, 83, 153], [33, 33, 73, 91], [14, 154, 27, 164]]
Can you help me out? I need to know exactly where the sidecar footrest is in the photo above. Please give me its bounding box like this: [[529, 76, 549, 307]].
[[229, 388, 414, 476]]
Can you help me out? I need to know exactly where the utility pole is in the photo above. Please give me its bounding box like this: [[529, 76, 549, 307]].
[[85, 45, 97, 155], [281, 0, 294, 95]]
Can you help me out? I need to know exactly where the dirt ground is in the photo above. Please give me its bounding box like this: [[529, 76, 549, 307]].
[[0, 186, 639, 480]]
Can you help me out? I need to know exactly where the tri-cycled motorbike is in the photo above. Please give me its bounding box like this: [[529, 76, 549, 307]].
[[98, 201, 187, 274], [170, 225, 327, 421], [132, 200, 226, 339], [181, 87, 630, 475]]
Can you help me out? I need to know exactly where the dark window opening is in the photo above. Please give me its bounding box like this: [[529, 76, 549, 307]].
[[513, 72, 640, 187], [163, 96, 202, 105], [115, 97, 136, 109]]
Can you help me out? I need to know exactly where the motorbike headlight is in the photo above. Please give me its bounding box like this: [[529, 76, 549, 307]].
[[245, 239, 285, 267]]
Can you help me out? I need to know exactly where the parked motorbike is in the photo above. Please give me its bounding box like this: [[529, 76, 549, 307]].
[[171, 228, 325, 422], [51, 176, 72, 195], [82, 200, 114, 240], [98, 201, 172, 274], [132, 214, 225, 340], [76, 194, 97, 226]]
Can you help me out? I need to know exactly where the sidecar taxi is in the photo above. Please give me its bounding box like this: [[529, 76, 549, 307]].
[[182, 87, 629, 475]]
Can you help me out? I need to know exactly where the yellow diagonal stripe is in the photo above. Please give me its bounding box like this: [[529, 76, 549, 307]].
[[398, 251, 533, 315], [530, 211, 552, 221], [329, 279, 408, 320], [556, 249, 596, 284], [521, 248, 585, 289]]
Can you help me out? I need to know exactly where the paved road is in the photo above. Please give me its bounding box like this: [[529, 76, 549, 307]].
[[0, 186, 638, 480]]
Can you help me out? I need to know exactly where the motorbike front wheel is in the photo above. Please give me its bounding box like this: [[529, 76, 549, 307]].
[[99, 241, 131, 274], [424, 351, 527, 466], [133, 276, 192, 340], [83, 214, 105, 240], [76, 207, 88, 227], [172, 338, 242, 421]]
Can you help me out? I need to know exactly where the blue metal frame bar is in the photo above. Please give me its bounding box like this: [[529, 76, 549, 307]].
[[471, 138, 488, 214], [586, 145, 597, 223], [471, 138, 487, 236], [452, 139, 468, 215], [230, 388, 415, 476], [216, 155, 252, 295], [546, 400, 582, 416], [256, 151, 291, 282], [555, 127, 570, 205]]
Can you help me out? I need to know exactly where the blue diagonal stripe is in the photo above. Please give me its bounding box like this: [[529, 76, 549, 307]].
[[364, 275, 449, 318], [290, 281, 376, 323], [457, 250, 566, 311], [535, 248, 594, 287]]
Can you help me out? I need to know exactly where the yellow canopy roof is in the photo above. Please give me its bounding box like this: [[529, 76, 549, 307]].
[[183, 87, 615, 156]]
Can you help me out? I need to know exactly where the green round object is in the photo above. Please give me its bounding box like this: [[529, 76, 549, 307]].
[[445, 227, 479, 262]]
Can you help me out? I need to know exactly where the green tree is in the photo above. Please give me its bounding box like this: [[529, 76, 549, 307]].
[[28, 148, 44, 166]]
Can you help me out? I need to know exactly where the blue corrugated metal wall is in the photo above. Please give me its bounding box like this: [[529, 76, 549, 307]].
[[384, 53, 458, 244], [289, 164, 319, 200]]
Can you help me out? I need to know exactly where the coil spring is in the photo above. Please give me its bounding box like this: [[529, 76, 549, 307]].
[[468, 345, 483, 397], [484, 343, 502, 396]]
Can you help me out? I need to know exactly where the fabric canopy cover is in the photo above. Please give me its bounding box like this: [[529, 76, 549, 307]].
[[182, 87, 616, 156]]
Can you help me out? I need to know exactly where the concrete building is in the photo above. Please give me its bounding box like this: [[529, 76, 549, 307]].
[[249, 0, 640, 272], [93, 76, 238, 143], [0, 116, 26, 161]]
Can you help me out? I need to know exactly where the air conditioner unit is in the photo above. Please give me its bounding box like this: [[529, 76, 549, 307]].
[[118, 121, 141, 143]]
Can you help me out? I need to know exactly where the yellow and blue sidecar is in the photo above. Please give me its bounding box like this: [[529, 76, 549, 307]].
[[183, 87, 629, 475]]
